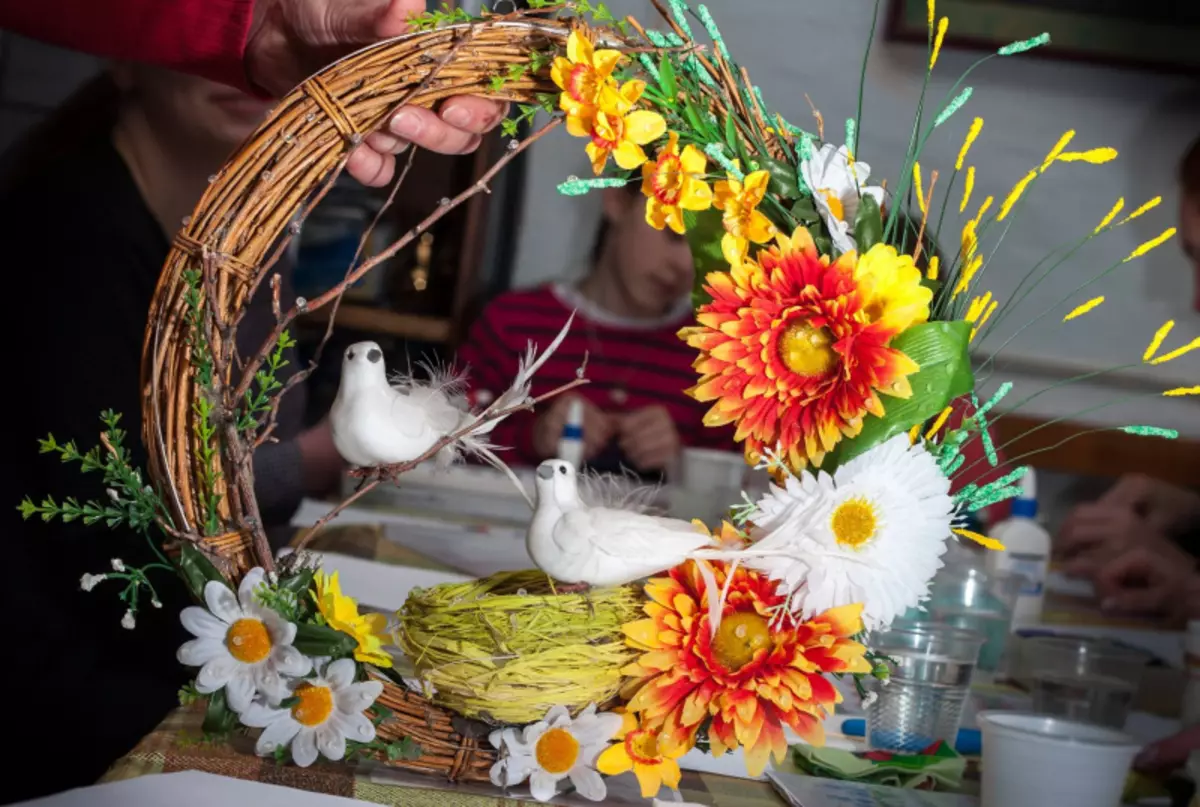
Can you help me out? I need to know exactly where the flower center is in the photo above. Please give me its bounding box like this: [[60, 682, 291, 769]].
[[625, 728, 663, 764], [819, 188, 846, 222], [653, 153, 684, 205], [591, 111, 623, 150], [535, 727, 580, 775], [567, 63, 598, 104], [779, 320, 836, 377], [290, 683, 334, 727], [224, 618, 272, 664], [831, 497, 879, 549], [712, 611, 771, 672]]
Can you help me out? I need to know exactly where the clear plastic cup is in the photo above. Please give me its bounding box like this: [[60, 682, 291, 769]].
[[1020, 636, 1150, 729], [924, 567, 1021, 673], [866, 623, 985, 753]]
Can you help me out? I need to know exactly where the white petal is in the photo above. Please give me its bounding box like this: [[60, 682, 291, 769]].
[[521, 722, 547, 747], [180, 606, 227, 639], [240, 700, 288, 728], [204, 581, 242, 625], [271, 645, 311, 677], [292, 728, 319, 767], [568, 766, 607, 802], [334, 680, 383, 715], [544, 705, 571, 727], [572, 712, 623, 745], [238, 568, 266, 611], [256, 717, 301, 755], [177, 637, 225, 667], [488, 729, 505, 750], [316, 723, 346, 761], [195, 654, 238, 692], [325, 658, 357, 690], [262, 610, 297, 646], [254, 665, 291, 705], [489, 760, 508, 787], [505, 757, 535, 787], [225, 667, 257, 713], [529, 770, 561, 802], [334, 711, 375, 743]]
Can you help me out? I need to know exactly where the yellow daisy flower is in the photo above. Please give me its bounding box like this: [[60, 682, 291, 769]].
[[712, 169, 776, 267], [596, 710, 685, 799], [584, 81, 666, 175], [641, 132, 713, 234], [313, 571, 392, 668]]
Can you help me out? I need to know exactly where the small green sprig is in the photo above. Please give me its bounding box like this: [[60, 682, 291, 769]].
[[238, 330, 297, 433], [501, 99, 555, 137], [406, 2, 475, 31], [182, 269, 223, 529]]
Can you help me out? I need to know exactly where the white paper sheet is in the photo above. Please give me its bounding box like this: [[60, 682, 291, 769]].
[[767, 771, 979, 807], [16, 771, 364, 807]]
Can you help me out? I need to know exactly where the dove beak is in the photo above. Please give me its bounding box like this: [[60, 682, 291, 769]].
[[537, 464, 555, 480]]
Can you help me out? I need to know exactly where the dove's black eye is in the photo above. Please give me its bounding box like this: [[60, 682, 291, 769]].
[[367, 348, 382, 364], [347, 350, 355, 361], [558, 466, 567, 475]]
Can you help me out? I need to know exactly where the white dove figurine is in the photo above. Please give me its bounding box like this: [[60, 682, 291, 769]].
[[527, 459, 715, 589], [330, 314, 575, 504]]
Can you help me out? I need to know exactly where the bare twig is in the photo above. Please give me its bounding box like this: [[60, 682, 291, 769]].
[[294, 376, 587, 549]]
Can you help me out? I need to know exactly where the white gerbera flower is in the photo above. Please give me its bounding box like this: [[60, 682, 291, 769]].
[[239, 658, 382, 767], [177, 567, 311, 713], [799, 143, 886, 255], [748, 434, 954, 630], [488, 704, 622, 802]]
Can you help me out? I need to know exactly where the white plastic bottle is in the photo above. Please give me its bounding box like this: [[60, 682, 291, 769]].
[[556, 398, 585, 470], [987, 468, 1051, 630]]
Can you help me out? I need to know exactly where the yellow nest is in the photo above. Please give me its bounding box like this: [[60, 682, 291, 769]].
[[396, 570, 642, 725]]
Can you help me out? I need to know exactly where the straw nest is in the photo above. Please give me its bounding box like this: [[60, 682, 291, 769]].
[[396, 570, 642, 725]]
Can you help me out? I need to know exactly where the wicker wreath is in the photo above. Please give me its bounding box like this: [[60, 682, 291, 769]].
[[137, 13, 601, 784]]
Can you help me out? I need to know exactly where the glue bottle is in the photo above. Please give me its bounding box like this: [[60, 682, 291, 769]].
[[987, 468, 1051, 630], [556, 397, 584, 470]]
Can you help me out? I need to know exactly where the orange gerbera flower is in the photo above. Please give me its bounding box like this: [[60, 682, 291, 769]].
[[678, 226, 928, 471], [621, 560, 869, 777]]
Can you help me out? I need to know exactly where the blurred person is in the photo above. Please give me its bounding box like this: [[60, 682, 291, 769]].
[[456, 185, 734, 478], [0, 0, 506, 187], [0, 67, 343, 801]]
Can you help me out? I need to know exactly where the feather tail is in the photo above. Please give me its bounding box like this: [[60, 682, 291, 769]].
[[460, 436, 533, 508], [482, 310, 577, 422]]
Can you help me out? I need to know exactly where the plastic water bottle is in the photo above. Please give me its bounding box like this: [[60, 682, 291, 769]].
[[556, 398, 584, 469], [987, 469, 1051, 630]]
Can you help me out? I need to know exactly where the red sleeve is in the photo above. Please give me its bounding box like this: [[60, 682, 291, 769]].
[[456, 304, 541, 468], [1, 0, 256, 92]]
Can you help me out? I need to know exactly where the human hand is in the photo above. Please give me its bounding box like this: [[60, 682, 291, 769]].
[[1056, 502, 1168, 575], [244, 0, 507, 186], [1099, 474, 1200, 534], [617, 406, 681, 473], [533, 395, 613, 462], [1088, 541, 1196, 621], [297, 417, 346, 494]]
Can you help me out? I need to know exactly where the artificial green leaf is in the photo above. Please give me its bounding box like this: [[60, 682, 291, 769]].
[[826, 321, 974, 466], [657, 56, 677, 104], [853, 193, 884, 252], [683, 98, 707, 138], [683, 207, 727, 309], [790, 197, 819, 223], [179, 542, 228, 601], [723, 115, 738, 160], [762, 157, 800, 201], [393, 737, 423, 761], [281, 567, 316, 620], [813, 234, 833, 256], [293, 622, 358, 658], [202, 690, 239, 736]]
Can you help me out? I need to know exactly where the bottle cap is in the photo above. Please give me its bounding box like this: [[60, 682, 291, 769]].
[[561, 398, 584, 440]]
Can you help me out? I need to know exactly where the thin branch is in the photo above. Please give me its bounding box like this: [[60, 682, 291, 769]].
[[294, 376, 587, 550]]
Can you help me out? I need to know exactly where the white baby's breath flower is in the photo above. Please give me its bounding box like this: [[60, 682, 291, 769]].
[[106, 488, 121, 503], [121, 609, 137, 630], [111, 558, 126, 572], [80, 573, 107, 592], [151, 598, 163, 609]]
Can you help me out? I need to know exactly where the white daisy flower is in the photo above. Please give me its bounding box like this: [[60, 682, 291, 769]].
[[748, 434, 954, 630], [799, 143, 886, 256], [239, 658, 382, 767], [176, 567, 311, 714], [488, 704, 622, 802]]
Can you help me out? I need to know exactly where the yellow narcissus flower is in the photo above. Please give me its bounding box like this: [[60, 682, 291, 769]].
[[596, 709, 685, 799], [313, 571, 392, 668], [712, 170, 776, 267], [853, 244, 931, 332], [641, 132, 713, 233], [584, 80, 667, 175], [551, 30, 625, 137]]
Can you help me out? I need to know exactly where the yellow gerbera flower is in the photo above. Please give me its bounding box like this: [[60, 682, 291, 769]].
[[712, 169, 776, 267], [641, 132, 713, 234], [584, 81, 667, 175], [597, 709, 685, 798], [551, 30, 625, 137], [313, 571, 392, 668]]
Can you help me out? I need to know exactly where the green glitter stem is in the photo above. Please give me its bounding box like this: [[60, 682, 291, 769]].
[[637, 52, 660, 83], [1121, 425, 1179, 439], [845, 119, 857, 154], [705, 143, 743, 179], [557, 176, 631, 196], [975, 382, 1013, 418], [934, 87, 973, 128], [999, 33, 1050, 56], [667, 0, 695, 40], [696, 4, 730, 60]]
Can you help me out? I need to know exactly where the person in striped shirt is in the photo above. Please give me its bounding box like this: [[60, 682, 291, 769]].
[[457, 185, 734, 478]]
